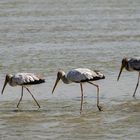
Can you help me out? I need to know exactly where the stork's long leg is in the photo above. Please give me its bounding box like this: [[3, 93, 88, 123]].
[[87, 81, 102, 111], [80, 83, 83, 114], [17, 86, 24, 108], [25, 87, 40, 108], [133, 72, 140, 97]]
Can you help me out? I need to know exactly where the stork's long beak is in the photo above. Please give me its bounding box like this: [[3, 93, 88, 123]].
[[117, 64, 124, 81], [52, 77, 60, 94], [1, 77, 8, 94]]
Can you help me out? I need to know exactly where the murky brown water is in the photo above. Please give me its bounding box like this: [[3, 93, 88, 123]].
[[0, 0, 140, 139]]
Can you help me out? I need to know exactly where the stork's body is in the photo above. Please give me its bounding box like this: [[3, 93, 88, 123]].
[[52, 68, 105, 113], [1, 73, 45, 108], [117, 57, 140, 97]]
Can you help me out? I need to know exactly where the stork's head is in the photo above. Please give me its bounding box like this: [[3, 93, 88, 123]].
[[1, 74, 13, 94], [52, 70, 65, 94], [117, 57, 128, 81]]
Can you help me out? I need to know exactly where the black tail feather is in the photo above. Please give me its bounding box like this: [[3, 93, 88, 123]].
[[81, 76, 105, 82]]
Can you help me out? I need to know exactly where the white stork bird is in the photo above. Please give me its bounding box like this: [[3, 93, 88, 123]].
[[52, 68, 105, 113], [117, 57, 140, 97], [1, 73, 45, 108]]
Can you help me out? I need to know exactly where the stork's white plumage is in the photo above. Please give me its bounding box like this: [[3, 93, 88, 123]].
[[117, 57, 140, 97], [67, 68, 105, 82], [52, 68, 105, 113], [8, 73, 45, 86], [1, 73, 45, 108]]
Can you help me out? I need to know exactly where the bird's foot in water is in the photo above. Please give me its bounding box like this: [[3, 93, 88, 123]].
[[132, 94, 136, 98], [97, 105, 103, 111]]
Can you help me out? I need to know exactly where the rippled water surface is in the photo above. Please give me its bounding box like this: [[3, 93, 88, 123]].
[[0, 0, 140, 139]]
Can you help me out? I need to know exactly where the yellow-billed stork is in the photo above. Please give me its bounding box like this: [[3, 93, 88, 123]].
[[117, 57, 140, 97], [52, 68, 105, 113], [1, 73, 45, 108]]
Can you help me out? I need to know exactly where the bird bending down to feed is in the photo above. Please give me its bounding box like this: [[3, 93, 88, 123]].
[[1, 73, 45, 108], [117, 57, 140, 97], [52, 68, 105, 113]]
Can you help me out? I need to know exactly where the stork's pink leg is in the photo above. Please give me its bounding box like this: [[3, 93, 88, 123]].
[[17, 86, 24, 108], [133, 72, 140, 97], [80, 83, 83, 114], [25, 87, 40, 108], [88, 81, 102, 111]]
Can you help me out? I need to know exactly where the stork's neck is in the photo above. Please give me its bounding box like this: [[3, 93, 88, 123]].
[[61, 75, 71, 84], [125, 62, 129, 71], [8, 77, 15, 86], [6, 74, 15, 86], [125, 61, 133, 71]]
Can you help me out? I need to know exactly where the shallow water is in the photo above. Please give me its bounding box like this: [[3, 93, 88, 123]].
[[0, 0, 140, 139]]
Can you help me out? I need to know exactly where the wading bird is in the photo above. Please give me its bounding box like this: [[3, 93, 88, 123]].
[[117, 57, 140, 97], [1, 73, 45, 108], [52, 68, 105, 113]]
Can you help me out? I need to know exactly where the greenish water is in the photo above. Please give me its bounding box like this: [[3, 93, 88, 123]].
[[0, 0, 140, 139]]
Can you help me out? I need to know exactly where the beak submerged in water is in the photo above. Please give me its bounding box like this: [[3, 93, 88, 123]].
[[52, 77, 60, 94], [117, 64, 125, 81], [1, 76, 8, 94]]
